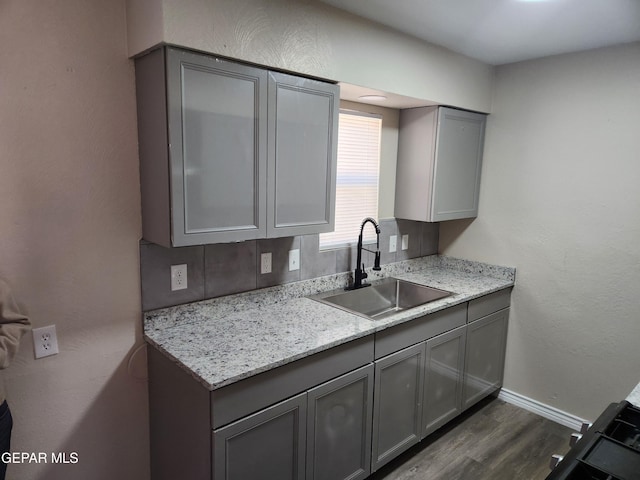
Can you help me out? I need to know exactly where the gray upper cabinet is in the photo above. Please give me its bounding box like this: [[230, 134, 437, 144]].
[[267, 71, 338, 238], [395, 106, 487, 222], [136, 47, 268, 246], [135, 47, 338, 247]]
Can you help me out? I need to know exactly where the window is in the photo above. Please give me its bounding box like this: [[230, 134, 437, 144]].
[[319, 110, 382, 249]]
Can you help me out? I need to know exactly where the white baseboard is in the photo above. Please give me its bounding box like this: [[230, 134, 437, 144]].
[[498, 388, 587, 431]]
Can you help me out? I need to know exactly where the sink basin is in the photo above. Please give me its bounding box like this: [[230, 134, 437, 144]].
[[311, 277, 452, 320]]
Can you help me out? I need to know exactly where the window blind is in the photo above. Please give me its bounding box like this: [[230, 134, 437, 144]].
[[320, 110, 382, 249]]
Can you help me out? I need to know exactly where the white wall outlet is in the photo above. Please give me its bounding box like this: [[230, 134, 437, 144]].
[[288, 249, 300, 271], [261, 252, 272, 274], [33, 325, 59, 359], [402, 234, 409, 250], [389, 235, 397, 253], [171, 264, 188, 291]]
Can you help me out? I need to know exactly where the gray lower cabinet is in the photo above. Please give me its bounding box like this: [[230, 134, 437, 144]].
[[422, 325, 466, 438], [135, 46, 338, 247], [371, 343, 425, 472], [371, 289, 511, 471], [307, 365, 374, 480], [372, 325, 467, 470], [148, 290, 511, 480], [214, 364, 374, 480], [462, 308, 509, 410], [214, 393, 307, 480]]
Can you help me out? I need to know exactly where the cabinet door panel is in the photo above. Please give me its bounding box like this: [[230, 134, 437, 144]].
[[214, 393, 306, 480], [267, 71, 338, 237], [463, 308, 509, 410], [423, 326, 466, 438], [372, 343, 425, 472], [307, 365, 373, 480], [167, 49, 268, 245], [431, 107, 486, 221]]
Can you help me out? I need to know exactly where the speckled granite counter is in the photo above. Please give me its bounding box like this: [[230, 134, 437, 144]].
[[144, 255, 515, 390], [627, 382, 640, 407]]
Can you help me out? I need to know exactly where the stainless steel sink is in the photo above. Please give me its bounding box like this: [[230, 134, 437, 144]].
[[311, 277, 452, 320]]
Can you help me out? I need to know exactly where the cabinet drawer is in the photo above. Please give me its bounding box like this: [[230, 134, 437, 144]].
[[374, 303, 466, 360], [212, 335, 374, 429], [467, 288, 511, 322]]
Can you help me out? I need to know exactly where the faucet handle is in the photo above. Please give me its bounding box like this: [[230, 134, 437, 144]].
[[361, 264, 368, 280]]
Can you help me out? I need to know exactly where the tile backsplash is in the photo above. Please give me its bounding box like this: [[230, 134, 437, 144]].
[[139, 219, 439, 311]]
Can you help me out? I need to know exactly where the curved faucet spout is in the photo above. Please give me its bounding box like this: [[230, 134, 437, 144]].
[[360, 217, 381, 235], [348, 217, 382, 290]]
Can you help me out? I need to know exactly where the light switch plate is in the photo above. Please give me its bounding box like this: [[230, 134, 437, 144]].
[[288, 249, 300, 271], [402, 234, 409, 250], [389, 235, 397, 253], [261, 252, 272, 274]]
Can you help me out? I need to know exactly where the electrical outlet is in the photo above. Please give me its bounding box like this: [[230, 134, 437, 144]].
[[261, 252, 272, 274], [288, 249, 300, 271], [33, 325, 59, 359], [389, 235, 397, 253], [171, 264, 188, 291], [402, 234, 409, 250]]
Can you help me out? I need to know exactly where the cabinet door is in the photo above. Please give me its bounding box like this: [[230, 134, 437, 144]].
[[371, 343, 425, 472], [463, 308, 509, 410], [307, 364, 373, 480], [166, 48, 268, 245], [431, 107, 486, 221], [214, 393, 306, 480], [267, 71, 338, 237], [422, 325, 466, 438]]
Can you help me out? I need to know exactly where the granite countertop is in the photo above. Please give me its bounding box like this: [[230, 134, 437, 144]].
[[144, 255, 516, 390]]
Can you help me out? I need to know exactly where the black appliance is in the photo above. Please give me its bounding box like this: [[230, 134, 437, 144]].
[[547, 401, 640, 480]]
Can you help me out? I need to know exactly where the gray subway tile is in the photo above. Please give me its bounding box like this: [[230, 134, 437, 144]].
[[336, 244, 376, 275], [336, 245, 356, 274], [300, 235, 337, 280], [139, 242, 205, 311], [396, 219, 422, 260], [204, 241, 257, 299], [257, 237, 301, 288], [421, 222, 440, 256], [378, 218, 398, 265]]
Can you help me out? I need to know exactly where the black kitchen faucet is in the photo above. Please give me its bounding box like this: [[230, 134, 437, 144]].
[[347, 217, 382, 290]]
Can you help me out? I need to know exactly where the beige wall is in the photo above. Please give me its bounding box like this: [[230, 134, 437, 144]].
[[440, 42, 640, 420], [0, 1, 148, 479], [126, 0, 495, 113], [4, 1, 636, 478]]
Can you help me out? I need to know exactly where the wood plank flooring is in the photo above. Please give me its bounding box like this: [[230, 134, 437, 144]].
[[370, 395, 574, 480]]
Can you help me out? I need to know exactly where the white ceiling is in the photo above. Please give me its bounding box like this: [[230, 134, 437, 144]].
[[318, 0, 640, 65]]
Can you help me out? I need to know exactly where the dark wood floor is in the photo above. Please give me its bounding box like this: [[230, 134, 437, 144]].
[[370, 396, 574, 480]]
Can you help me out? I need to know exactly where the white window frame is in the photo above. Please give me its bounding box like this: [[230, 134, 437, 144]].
[[319, 109, 382, 250]]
